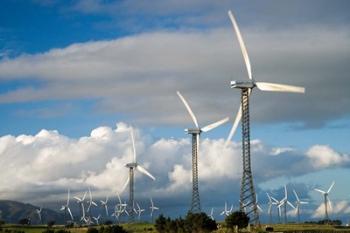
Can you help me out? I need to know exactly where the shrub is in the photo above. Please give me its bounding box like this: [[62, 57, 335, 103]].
[[101, 225, 127, 233], [87, 228, 99, 233], [225, 211, 249, 229]]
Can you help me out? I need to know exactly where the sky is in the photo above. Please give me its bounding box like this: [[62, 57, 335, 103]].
[[0, 0, 350, 223]]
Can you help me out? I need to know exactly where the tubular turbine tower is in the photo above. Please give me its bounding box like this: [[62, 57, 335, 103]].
[[225, 10, 305, 224]]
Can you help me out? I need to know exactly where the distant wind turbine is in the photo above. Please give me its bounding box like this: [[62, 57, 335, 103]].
[[60, 189, 73, 222], [293, 189, 308, 223], [314, 181, 335, 220]]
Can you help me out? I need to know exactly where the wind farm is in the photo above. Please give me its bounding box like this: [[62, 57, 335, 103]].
[[0, 1, 349, 233]]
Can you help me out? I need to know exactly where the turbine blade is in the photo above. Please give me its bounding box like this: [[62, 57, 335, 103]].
[[201, 117, 229, 132], [228, 10, 252, 80], [293, 189, 300, 202], [271, 196, 279, 203], [67, 189, 70, 206], [121, 177, 130, 194], [117, 192, 122, 204], [67, 207, 73, 220], [82, 191, 87, 201], [137, 165, 156, 180], [255, 82, 305, 93], [225, 105, 242, 145], [74, 197, 81, 202], [176, 91, 199, 128], [327, 181, 335, 193], [284, 185, 288, 199], [130, 129, 137, 163], [287, 201, 295, 209], [314, 188, 326, 194]]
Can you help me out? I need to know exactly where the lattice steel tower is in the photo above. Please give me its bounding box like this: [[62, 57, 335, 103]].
[[188, 129, 201, 213], [238, 87, 259, 224], [126, 163, 136, 221], [176, 91, 229, 214]]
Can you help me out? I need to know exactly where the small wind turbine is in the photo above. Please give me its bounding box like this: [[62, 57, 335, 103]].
[[314, 181, 335, 220], [150, 198, 159, 222], [35, 207, 42, 224], [220, 202, 233, 216], [92, 215, 101, 225], [293, 189, 308, 223], [60, 189, 73, 222], [121, 128, 155, 221], [209, 208, 214, 220], [225, 9, 305, 224], [266, 193, 278, 224], [135, 202, 145, 221], [74, 191, 87, 222], [100, 196, 109, 217], [86, 188, 98, 213], [277, 186, 295, 224], [177, 91, 229, 213]]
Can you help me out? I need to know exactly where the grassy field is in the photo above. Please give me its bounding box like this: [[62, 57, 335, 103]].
[[2, 223, 350, 233]]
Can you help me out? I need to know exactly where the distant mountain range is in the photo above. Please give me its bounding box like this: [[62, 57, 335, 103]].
[[0, 200, 64, 224]]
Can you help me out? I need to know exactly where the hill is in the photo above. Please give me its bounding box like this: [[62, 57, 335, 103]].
[[0, 200, 64, 224]]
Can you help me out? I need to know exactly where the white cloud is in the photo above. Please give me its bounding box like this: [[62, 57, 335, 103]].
[[0, 122, 348, 208], [0, 26, 349, 127], [306, 145, 350, 168], [312, 201, 349, 218]]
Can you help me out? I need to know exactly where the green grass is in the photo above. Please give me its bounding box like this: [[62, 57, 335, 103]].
[[2, 223, 350, 233]]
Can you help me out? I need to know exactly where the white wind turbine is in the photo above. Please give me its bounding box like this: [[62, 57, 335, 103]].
[[86, 188, 97, 213], [177, 91, 229, 213], [150, 198, 159, 221], [209, 208, 214, 220], [92, 215, 101, 225], [266, 193, 278, 224], [220, 202, 233, 216], [277, 186, 295, 224], [35, 207, 42, 224], [60, 189, 73, 222], [225, 9, 305, 224], [121, 128, 155, 221], [74, 191, 87, 222], [135, 202, 145, 220], [293, 189, 308, 223], [100, 196, 109, 217], [314, 181, 335, 220]]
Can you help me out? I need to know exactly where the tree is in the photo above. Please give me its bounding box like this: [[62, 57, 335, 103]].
[[185, 212, 217, 233], [225, 211, 249, 229], [155, 214, 168, 233]]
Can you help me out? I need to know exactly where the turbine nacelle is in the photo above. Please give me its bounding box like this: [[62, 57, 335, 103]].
[[185, 128, 201, 135], [126, 162, 138, 168], [230, 80, 255, 89]]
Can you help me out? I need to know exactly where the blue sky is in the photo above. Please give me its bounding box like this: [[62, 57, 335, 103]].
[[0, 0, 350, 223]]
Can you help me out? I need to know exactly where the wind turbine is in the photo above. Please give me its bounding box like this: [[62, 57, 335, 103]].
[[134, 202, 145, 221], [74, 191, 87, 222], [314, 181, 335, 221], [60, 189, 73, 222], [225, 9, 305, 224], [121, 128, 156, 221], [266, 193, 277, 224], [92, 215, 101, 225], [150, 198, 159, 222], [177, 91, 229, 213], [220, 202, 233, 216], [35, 207, 42, 224], [277, 186, 295, 224], [86, 188, 97, 213], [293, 189, 308, 223], [100, 196, 109, 217], [209, 208, 214, 220]]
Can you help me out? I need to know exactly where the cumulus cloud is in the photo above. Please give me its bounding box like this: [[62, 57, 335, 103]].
[[306, 145, 350, 168], [0, 122, 347, 206], [312, 201, 350, 218]]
